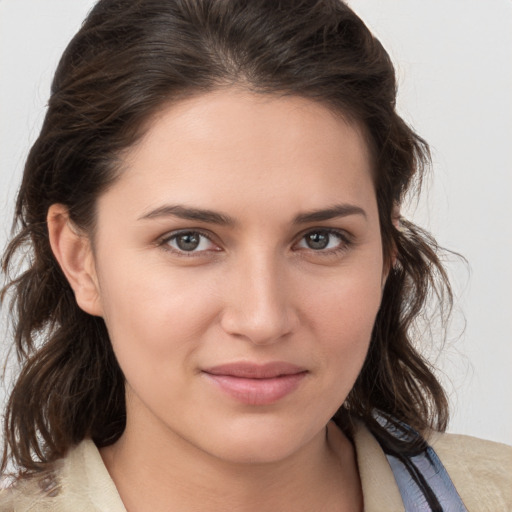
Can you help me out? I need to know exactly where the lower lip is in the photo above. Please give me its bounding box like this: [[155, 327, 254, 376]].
[[203, 372, 307, 405]]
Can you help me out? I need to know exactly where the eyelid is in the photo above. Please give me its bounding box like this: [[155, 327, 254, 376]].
[[292, 227, 353, 253], [157, 228, 222, 255]]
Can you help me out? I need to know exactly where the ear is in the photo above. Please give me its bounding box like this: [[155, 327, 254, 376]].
[[390, 203, 401, 267], [47, 204, 103, 317], [382, 203, 401, 288], [391, 203, 401, 231]]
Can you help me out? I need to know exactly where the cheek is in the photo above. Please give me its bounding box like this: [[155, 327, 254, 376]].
[[95, 266, 224, 418], [304, 250, 383, 323], [95, 257, 221, 367], [301, 265, 383, 373]]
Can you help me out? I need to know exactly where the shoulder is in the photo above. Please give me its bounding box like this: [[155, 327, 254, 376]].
[[0, 465, 62, 512], [429, 431, 512, 511], [0, 440, 125, 512]]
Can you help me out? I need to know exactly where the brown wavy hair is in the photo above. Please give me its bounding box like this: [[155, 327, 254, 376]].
[[1, 0, 451, 474]]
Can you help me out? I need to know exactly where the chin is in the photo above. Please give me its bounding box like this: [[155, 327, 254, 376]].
[[202, 414, 325, 465]]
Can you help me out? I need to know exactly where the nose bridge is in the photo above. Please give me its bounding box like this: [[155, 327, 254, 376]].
[[220, 248, 296, 344]]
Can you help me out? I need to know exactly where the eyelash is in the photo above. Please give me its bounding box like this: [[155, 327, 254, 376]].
[[157, 228, 353, 257], [294, 228, 353, 256], [158, 229, 219, 257]]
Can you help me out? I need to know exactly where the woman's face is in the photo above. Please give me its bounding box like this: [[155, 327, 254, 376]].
[[87, 89, 385, 463]]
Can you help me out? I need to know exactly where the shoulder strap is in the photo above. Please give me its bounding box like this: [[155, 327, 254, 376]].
[[375, 418, 468, 512]]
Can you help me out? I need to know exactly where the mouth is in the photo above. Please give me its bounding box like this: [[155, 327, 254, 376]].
[[202, 362, 308, 405]]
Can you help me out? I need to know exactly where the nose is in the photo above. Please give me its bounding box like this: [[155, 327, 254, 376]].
[[219, 254, 298, 345]]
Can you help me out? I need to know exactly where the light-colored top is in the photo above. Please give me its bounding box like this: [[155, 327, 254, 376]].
[[1, 422, 511, 511]]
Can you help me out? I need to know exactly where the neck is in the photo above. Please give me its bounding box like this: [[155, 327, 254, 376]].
[[100, 408, 362, 512]]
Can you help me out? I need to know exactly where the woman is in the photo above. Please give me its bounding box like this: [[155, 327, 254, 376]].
[[1, 0, 510, 510]]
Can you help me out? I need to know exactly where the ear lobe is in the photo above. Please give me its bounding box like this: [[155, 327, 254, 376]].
[[47, 204, 103, 317]]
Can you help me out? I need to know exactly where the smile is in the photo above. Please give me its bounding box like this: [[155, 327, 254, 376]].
[[202, 362, 308, 405]]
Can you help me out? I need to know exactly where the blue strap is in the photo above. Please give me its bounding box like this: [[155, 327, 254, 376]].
[[385, 445, 468, 511], [375, 417, 468, 511]]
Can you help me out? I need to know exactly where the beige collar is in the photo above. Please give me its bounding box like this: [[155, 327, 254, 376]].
[[65, 438, 126, 511], [328, 421, 404, 512]]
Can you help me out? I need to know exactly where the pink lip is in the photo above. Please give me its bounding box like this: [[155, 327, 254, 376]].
[[202, 362, 308, 405]]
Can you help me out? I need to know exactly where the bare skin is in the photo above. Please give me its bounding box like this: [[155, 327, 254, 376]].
[[49, 88, 384, 511], [101, 418, 362, 512]]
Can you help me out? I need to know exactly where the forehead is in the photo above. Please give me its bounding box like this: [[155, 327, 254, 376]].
[[104, 89, 376, 220], [136, 89, 371, 162]]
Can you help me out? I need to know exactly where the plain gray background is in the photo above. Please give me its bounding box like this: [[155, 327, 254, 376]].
[[1, 0, 511, 445]]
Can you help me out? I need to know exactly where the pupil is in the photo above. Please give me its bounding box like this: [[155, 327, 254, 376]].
[[307, 232, 329, 250], [177, 233, 200, 251]]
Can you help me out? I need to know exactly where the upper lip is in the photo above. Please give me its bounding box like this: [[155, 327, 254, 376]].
[[203, 362, 307, 379]]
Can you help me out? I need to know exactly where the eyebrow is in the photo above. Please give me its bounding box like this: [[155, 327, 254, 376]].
[[138, 205, 236, 226], [138, 202, 366, 226], [293, 204, 367, 224]]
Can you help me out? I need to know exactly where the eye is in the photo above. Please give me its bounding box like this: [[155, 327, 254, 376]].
[[161, 230, 219, 254], [295, 229, 349, 252]]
